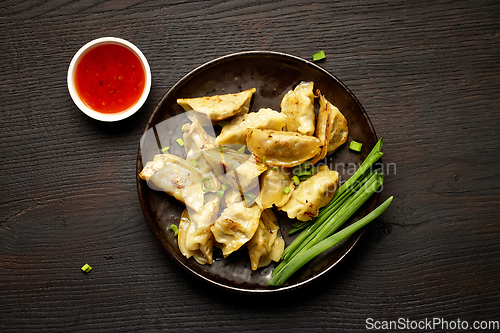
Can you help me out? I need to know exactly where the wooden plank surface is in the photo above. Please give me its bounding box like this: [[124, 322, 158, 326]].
[[1, 0, 499, 331]]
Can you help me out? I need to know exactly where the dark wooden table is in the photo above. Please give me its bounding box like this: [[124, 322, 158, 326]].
[[1, 1, 499, 332]]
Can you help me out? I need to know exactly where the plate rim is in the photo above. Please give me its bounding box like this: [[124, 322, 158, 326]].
[[136, 50, 378, 293]]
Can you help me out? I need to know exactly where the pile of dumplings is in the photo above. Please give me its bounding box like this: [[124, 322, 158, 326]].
[[139, 81, 349, 270]]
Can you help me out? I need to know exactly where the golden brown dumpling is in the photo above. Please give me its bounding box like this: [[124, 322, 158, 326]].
[[177, 88, 256, 122], [216, 108, 287, 145], [139, 154, 205, 213], [246, 128, 322, 167], [324, 97, 349, 155], [280, 81, 315, 135], [246, 209, 285, 270], [177, 194, 222, 265], [210, 201, 262, 257], [182, 119, 220, 192], [255, 167, 295, 210], [202, 145, 267, 192], [310, 94, 332, 164], [280, 165, 339, 221]]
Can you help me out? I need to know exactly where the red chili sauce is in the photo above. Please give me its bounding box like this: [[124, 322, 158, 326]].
[[74, 44, 145, 114]]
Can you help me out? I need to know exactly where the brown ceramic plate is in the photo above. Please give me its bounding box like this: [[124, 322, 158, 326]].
[[136, 51, 378, 293]]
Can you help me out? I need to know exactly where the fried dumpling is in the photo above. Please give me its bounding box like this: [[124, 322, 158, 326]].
[[177, 194, 222, 265], [246, 128, 322, 167], [177, 88, 256, 122], [216, 108, 287, 145], [310, 93, 333, 164], [323, 96, 349, 155], [280, 81, 315, 136], [139, 154, 205, 213], [246, 209, 285, 270], [256, 167, 295, 210], [211, 201, 262, 257], [280, 165, 339, 221], [202, 145, 267, 192], [182, 119, 220, 191]]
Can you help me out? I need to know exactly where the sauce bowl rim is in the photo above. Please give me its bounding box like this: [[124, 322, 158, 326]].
[[67, 37, 152, 122]]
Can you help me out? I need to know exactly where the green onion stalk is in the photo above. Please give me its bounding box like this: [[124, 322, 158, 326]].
[[268, 196, 393, 286], [268, 138, 391, 286]]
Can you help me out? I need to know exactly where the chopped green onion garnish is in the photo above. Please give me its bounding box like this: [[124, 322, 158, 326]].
[[218, 145, 229, 152], [350, 140, 363, 152], [169, 224, 179, 236], [201, 178, 211, 193], [237, 145, 246, 154], [296, 170, 311, 177], [284, 187, 291, 194], [312, 50, 326, 61], [161, 147, 170, 154], [273, 166, 279, 171], [218, 121, 229, 127], [262, 156, 266, 165], [176, 138, 184, 147], [81, 264, 92, 273], [190, 159, 198, 167], [181, 124, 187, 132], [244, 192, 257, 202], [292, 175, 300, 186], [216, 184, 229, 197]]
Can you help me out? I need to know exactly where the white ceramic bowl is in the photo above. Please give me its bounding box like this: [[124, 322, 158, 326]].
[[67, 37, 151, 122]]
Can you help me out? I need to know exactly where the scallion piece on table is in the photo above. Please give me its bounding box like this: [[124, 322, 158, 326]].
[[176, 138, 184, 147], [81, 264, 92, 273], [349, 140, 363, 152], [161, 147, 170, 154], [169, 224, 179, 236], [312, 50, 326, 61]]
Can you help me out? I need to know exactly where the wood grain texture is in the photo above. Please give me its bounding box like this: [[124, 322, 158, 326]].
[[1, 0, 499, 331]]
